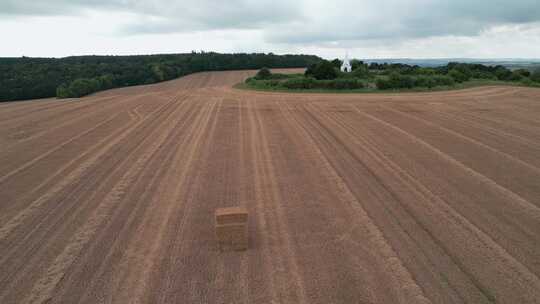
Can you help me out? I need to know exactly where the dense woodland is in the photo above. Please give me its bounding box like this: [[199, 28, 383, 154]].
[[246, 59, 540, 91], [0, 52, 322, 101]]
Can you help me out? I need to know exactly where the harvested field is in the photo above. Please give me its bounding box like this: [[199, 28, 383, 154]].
[[1, 69, 540, 303]]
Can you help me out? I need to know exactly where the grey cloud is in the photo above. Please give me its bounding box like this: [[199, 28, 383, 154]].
[[2, 0, 539, 44], [0, 0, 302, 32], [120, 1, 301, 34], [0, 0, 126, 16], [266, 0, 540, 44]]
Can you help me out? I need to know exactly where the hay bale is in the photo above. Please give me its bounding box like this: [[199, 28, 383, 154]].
[[215, 207, 248, 251], [216, 223, 248, 251], [215, 206, 248, 225]]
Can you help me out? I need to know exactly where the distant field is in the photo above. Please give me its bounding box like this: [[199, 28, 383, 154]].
[[364, 58, 540, 69], [1, 70, 540, 303]]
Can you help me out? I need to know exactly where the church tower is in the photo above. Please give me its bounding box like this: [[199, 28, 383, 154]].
[[340, 53, 352, 73]]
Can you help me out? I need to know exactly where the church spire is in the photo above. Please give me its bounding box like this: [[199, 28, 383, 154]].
[[341, 51, 352, 73]]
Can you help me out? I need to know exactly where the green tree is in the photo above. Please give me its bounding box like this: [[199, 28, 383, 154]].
[[509, 70, 525, 81], [255, 67, 272, 80], [416, 68, 437, 75], [449, 69, 469, 83], [376, 72, 414, 89], [331, 59, 342, 69], [350, 59, 365, 71], [414, 76, 437, 88], [453, 64, 472, 79], [514, 69, 531, 78], [530, 69, 540, 82], [98, 74, 115, 89], [151, 63, 166, 81], [495, 67, 513, 81], [351, 64, 370, 79], [282, 77, 316, 89], [56, 84, 72, 98], [307, 61, 338, 80]]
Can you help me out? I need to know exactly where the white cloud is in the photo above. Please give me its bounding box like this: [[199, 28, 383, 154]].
[[0, 0, 539, 59]]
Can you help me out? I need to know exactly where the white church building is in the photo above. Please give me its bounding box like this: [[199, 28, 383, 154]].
[[340, 53, 352, 72]]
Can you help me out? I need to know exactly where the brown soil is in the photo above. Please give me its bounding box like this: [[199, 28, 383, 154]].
[[1, 69, 540, 303]]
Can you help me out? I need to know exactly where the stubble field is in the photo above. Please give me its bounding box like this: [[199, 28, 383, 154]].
[[1, 69, 540, 303]]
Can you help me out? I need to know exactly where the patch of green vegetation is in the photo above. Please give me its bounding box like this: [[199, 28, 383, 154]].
[[0, 52, 322, 101], [241, 61, 540, 94]]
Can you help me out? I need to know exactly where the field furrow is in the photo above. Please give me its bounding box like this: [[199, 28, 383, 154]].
[[0, 71, 539, 303]]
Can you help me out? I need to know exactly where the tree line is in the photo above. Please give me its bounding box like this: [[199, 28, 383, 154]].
[[0, 52, 322, 101], [247, 60, 540, 91]]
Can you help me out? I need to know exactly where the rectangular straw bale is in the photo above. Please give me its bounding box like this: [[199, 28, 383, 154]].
[[216, 222, 248, 251], [215, 206, 248, 225]]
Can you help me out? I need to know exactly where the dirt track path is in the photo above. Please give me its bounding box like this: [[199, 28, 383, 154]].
[[1, 70, 540, 303]]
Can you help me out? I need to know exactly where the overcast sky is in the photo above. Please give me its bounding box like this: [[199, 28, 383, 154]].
[[1, 0, 539, 59]]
